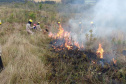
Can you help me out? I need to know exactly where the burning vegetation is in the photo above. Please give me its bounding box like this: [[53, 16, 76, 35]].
[[46, 23, 125, 84], [49, 24, 84, 51], [0, 1, 126, 84], [97, 43, 104, 59]]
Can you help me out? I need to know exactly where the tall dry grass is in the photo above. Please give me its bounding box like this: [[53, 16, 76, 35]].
[[0, 3, 126, 84], [0, 4, 54, 83], [0, 28, 50, 84]]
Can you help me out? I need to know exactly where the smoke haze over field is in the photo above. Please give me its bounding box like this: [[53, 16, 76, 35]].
[[48, 0, 126, 61], [93, 0, 126, 36], [67, 0, 126, 39]]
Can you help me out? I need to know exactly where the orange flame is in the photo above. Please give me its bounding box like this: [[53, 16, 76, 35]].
[[48, 23, 83, 50], [49, 24, 70, 39], [92, 61, 96, 64], [74, 42, 80, 49], [64, 37, 72, 50], [57, 25, 64, 38], [65, 42, 72, 50], [97, 44, 104, 59], [81, 42, 84, 49], [113, 58, 117, 64]]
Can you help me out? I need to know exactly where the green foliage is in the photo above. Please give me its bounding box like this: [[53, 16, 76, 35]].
[[117, 40, 122, 45], [51, 15, 56, 22], [27, 1, 35, 8], [14, 3, 20, 8], [7, 13, 14, 23], [85, 29, 97, 49], [39, 3, 42, 10], [29, 12, 36, 20]]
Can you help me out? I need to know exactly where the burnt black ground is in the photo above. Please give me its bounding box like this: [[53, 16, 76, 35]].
[[46, 40, 126, 84]]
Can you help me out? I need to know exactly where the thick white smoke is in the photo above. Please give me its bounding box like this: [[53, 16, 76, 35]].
[[93, 0, 126, 36], [68, 0, 126, 43]]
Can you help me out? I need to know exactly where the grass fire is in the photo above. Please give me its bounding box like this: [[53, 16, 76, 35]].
[[47, 23, 126, 83], [0, 0, 126, 84], [49, 24, 83, 50], [97, 43, 104, 59]]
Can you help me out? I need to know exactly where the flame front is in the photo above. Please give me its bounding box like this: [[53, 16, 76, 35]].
[[48, 23, 83, 50], [57, 25, 64, 38], [49, 24, 70, 39], [97, 44, 104, 59], [113, 58, 117, 64], [74, 42, 80, 49]]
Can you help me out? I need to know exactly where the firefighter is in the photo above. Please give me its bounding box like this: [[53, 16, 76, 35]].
[[36, 22, 42, 31], [57, 22, 60, 26], [58, 21, 60, 25], [0, 20, 2, 25], [90, 21, 95, 28], [33, 24, 37, 29], [57, 21, 62, 28], [0, 48, 3, 71], [79, 22, 82, 32], [26, 19, 34, 35], [90, 21, 97, 35], [91, 21, 94, 24]]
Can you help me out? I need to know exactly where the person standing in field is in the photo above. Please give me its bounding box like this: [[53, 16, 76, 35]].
[[0, 20, 2, 30], [90, 21, 96, 28], [36, 22, 42, 31], [0, 20, 1, 25], [33, 23, 37, 30], [26, 19, 34, 35], [57, 21, 61, 28], [79, 22, 82, 33], [0, 46, 3, 71]]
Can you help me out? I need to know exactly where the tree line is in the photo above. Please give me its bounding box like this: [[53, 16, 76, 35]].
[[0, 0, 25, 2], [0, 0, 85, 4], [61, 0, 85, 4], [0, 0, 98, 4]]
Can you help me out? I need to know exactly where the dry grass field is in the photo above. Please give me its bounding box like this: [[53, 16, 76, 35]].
[[0, 2, 126, 84]]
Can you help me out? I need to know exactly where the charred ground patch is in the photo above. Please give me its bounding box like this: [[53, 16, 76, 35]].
[[45, 41, 126, 84]]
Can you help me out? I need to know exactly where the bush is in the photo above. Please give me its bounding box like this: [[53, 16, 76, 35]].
[[29, 12, 36, 20], [39, 3, 42, 10], [7, 13, 14, 23]]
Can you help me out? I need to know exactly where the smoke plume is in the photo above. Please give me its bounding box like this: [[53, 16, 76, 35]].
[[67, 0, 126, 40], [93, 0, 126, 36]]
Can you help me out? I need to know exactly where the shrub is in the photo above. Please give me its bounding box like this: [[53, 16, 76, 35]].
[[39, 3, 42, 10], [29, 12, 36, 20]]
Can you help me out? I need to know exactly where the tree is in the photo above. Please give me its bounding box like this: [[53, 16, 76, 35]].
[[61, 0, 72, 4], [61, 0, 84, 4]]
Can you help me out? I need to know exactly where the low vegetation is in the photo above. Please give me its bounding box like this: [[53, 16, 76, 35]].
[[0, 2, 126, 84]]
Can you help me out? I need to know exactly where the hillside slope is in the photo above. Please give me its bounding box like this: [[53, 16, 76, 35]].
[[0, 5, 52, 84], [0, 3, 126, 84]]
